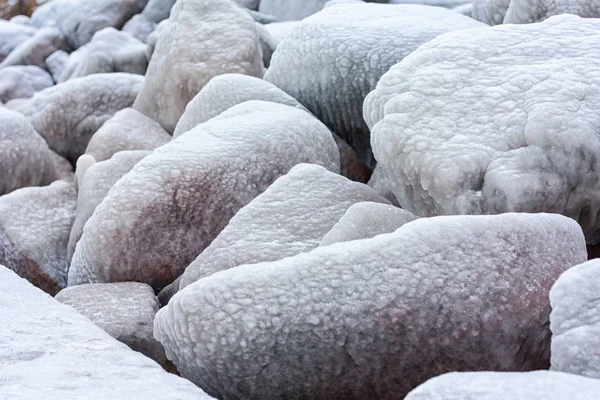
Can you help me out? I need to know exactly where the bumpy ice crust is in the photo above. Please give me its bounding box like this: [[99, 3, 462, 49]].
[[364, 15, 600, 243], [0, 20, 36, 63], [0, 65, 54, 103], [25, 72, 144, 163], [0, 266, 215, 400], [472, 0, 511, 25], [264, 3, 486, 166], [155, 213, 586, 400], [69, 101, 339, 291], [133, 0, 263, 133]]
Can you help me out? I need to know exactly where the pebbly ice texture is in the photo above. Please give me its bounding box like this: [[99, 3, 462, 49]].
[[364, 15, 600, 244], [84, 108, 170, 162], [0, 265, 215, 400], [133, 0, 263, 133], [24, 72, 144, 164], [0, 181, 76, 295], [264, 2, 486, 166], [155, 213, 586, 400], [473, 0, 600, 25], [550, 259, 600, 379], [68, 101, 339, 291], [160, 163, 388, 304]]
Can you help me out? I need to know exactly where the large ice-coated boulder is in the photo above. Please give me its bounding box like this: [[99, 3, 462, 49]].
[[0, 107, 60, 195], [59, 28, 148, 82], [550, 259, 600, 379], [320, 202, 417, 246], [404, 371, 600, 399], [133, 0, 263, 133], [155, 213, 586, 400], [160, 163, 388, 303], [0, 20, 37, 63], [0, 27, 69, 69], [67, 151, 150, 260], [24, 73, 144, 163], [84, 108, 170, 162], [473, 0, 600, 25], [264, 3, 486, 166], [0, 265, 215, 400], [0, 181, 76, 295], [0, 65, 53, 103], [69, 101, 339, 291], [364, 15, 600, 243], [55, 282, 167, 367]]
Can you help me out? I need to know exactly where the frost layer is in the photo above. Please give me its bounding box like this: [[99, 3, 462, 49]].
[[155, 213, 586, 400]]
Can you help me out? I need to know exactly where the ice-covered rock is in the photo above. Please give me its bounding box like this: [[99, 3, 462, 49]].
[[504, 0, 600, 23], [550, 259, 600, 379], [0, 265, 215, 400], [59, 28, 148, 82], [258, 0, 334, 21], [45, 49, 68, 81], [145, 19, 167, 58], [68, 151, 149, 260], [122, 14, 156, 43], [264, 3, 486, 166], [0, 27, 69, 69], [368, 164, 399, 206], [0, 107, 60, 195], [472, 0, 511, 24], [320, 202, 417, 246], [25, 73, 144, 163], [0, 181, 76, 295], [364, 15, 600, 243], [254, 22, 277, 68], [390, 0, 469, 7], [55, 282, 167, 366], [133, 0, 263, 133], [0, 65, 53, 102], [234, 0, 260, 10], [9, 14, 33, 26], [404, 371, 600, 399], [85, 108, 170, 162], [141, 0, 176, 23], [263, 21, 300, 44], [453, 2, 473, 16], [69, 101, 339, 291], [160, 163, 388, 303], [0, 19, 37, 63], [155, 213, 586, 399]]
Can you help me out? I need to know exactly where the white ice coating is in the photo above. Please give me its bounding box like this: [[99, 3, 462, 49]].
[[59, 28, 148, 82], [0, 266, 215, 400], [122, 14, 156, 43], [264, 2, 486, 165], [163, 163, 388, 301], [320, 202, 417, 246], [68, 101, 339, 291], [0, 20, 36, 63], [0, 65, 53, 103], [404, 370, 600, 399], [84, 108, 170, 162], [364, 15, 600, 244], [0, 27, 69, 70], [155, 213, 586, 399], [0, 180, 76, 295], [24, 72, 144, 163], [133, 0, 264, 133], [473, 0, 600, 25], [550, 259, 600, 379]]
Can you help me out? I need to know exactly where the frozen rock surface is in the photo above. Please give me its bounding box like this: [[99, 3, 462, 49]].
[[264, 3, 486, 166], [122, 14, 156, 43], [45, 49, 68, 81], [0, 27, 69, 69], [59, 28, 148, 82], [25, 73, 144, 163], [155, 213, 586, 400], [161, 163, 388, 302], [0, 65, 53, 102], [259, 0, 335, 21], [0, 265, 215, 400], [263, 21, 300, 44], [0, 20, 37, 63], [133, 0, 263, 133], [55, 282, 167, 366], [320, 202, 417, 246], [142, 0, 176, 23], [368, 164, 399, 206], [0, 181, 76, 295], [85, 108, 170, 162], [365, 15, 600, 243], [0, 107, 60, 195], [550, 259, 600, 379], [69, 101, 339, 291], [68, 151, 150, 260], [474, 0, 600, 25], [404, 371, 600, 399]]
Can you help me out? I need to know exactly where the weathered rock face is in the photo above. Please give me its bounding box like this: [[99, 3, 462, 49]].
[[364, 15, 600, 244], [160, 163, 388, 304], [55, 282, 168, 367], [0, 265, 216, 399], [0, 180, 76, 295], [133, 0, 264, 133], [24, 72, 144, 164], [155, 213, 586, 400], [68, 101, 339, 291]]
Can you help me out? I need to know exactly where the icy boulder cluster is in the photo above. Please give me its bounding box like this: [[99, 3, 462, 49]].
[[1, 0, 600, 399]]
